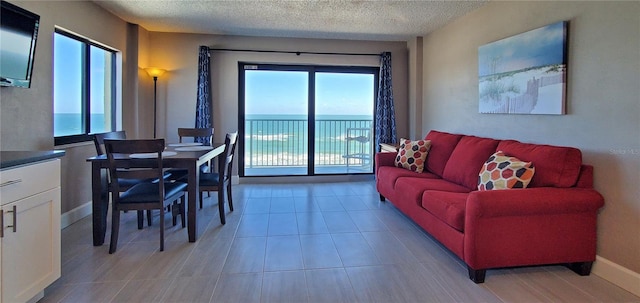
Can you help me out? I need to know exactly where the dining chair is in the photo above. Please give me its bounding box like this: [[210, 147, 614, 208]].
[[94, 131, 150, 229], [166, 127, 215, 181], [93, 130, 127, 156], [104, 138, 187, 253], [178, 127, 214, 146], [198, 131, 238, 225]]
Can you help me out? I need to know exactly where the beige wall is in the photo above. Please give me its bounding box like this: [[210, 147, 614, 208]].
[[407, 37, 423, 139], [1, 0, 126, 150], [421, 1, 640, 273], [0, 1, 132, 213], [146, 33, 409, 175]]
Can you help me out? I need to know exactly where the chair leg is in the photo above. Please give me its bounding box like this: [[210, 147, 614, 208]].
[[137, 210, 144, 229], [199, 192, 204, 208], [180, 196, 186, 228], [218, 189, 226, 225], [109, 209, 121, 254], [159, 208, 165, 252], [227, 182, 233, 211], [172, 201, 178, 227], [147, 210, 152, 226]]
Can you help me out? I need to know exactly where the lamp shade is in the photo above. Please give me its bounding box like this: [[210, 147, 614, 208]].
[[144, 67, 166, 78]]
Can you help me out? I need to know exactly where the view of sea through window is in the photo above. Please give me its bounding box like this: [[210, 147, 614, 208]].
[[244, 68, 375, 175], [53, 32, 114, 138]]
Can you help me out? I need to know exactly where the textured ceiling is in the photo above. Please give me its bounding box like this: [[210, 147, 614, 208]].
[[92, 0, 488, 41]]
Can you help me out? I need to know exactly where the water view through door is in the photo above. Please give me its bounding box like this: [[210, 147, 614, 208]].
[[241, 64, 377, 176]]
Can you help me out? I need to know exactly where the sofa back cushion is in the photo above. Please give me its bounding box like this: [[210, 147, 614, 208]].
[[424, 130, 463, 177], [442, 136, 500, 190], [496, 140, 582, 188]]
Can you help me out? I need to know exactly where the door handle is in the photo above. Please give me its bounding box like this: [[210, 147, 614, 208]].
[[5, 205, 17, 233], [0, 179, 22, 187]]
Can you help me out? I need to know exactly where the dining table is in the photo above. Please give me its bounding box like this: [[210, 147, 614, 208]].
[[86, 142, 226, 246]]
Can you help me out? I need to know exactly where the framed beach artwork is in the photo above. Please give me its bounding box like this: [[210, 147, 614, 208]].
[[478, 21, 568, 114]]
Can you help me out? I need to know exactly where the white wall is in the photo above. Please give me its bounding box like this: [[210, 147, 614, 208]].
[[421, 1, 640, 274]]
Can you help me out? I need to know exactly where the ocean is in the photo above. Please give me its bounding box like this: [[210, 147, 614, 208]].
[[54, 112, 373, 167], [54, 113, 107, 136], [245, 114, 373, 166]]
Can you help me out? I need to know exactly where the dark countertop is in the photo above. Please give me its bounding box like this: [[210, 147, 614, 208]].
[[0, 150, 66, 170]]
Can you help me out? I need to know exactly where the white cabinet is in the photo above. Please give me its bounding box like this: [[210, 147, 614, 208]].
[[0, 159, 61, 303]]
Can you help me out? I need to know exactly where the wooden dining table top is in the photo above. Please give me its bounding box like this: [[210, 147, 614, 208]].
[[87, 142, 225, 162]]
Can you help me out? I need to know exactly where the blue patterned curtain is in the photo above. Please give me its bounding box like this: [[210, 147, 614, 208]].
[[375, 52, 397, 151], [194, 46, 212, 143]]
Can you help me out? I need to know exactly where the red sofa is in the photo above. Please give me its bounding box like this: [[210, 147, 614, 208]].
[[375, 130, 604, 283]]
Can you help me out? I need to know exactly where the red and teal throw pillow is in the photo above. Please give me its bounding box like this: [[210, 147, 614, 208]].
[[394, 138, 431, 173], [478, 151, 535, 190]]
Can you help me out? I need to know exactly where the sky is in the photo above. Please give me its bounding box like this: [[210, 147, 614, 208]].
[[53, 33, 108, 114], [478, 21, 566, 77], [245, 70, 375, 116]]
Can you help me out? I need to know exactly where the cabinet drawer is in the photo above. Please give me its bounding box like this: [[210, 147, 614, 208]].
[[0, 159, 60, 206]]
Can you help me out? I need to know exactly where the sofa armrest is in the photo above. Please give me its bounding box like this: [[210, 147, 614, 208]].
[[375, 152, 396, 175], [464, 187, 604, 270], [466, 187, 604, 218]]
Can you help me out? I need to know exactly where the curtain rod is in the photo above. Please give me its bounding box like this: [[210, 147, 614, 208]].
[[208, 48, 382, 57]]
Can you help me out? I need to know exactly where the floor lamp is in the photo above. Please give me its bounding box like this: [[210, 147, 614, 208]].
[[144, 67, 166, 138]]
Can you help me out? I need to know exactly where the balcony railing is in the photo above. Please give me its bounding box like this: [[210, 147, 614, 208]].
[[245, 118, 373, 171]]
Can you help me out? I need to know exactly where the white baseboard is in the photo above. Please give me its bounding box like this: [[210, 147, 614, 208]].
[[593, 255, 640, 297], [60, 201, 93, 229]]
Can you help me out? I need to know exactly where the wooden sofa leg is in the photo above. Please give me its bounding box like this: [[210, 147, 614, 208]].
[[567, 262, 593, 276], [468, 267, 486, 283], [379, 194, 386, 202]]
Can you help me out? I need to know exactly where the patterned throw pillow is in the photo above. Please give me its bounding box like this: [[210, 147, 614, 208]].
[[394, 138, 431, 173], [478, 151, 535, 190]]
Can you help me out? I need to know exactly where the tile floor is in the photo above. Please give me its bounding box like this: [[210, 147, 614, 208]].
[[42, 181, 639, 303]]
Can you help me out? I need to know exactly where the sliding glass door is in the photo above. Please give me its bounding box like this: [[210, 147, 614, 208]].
[[240, 63, 377, 177], [243, 67, 309, 176], [314, 72, 375, 174]]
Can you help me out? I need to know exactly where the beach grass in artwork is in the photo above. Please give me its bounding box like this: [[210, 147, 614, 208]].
[[478, 21, 567, 114]]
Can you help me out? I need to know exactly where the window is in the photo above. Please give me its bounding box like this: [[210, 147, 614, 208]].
[[53, 30, 116, 145], [240, 63, 378, 176]]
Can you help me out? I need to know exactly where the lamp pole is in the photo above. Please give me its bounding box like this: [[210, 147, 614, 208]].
[[152, 76, 158, 138], [144, 67, 166, 139]]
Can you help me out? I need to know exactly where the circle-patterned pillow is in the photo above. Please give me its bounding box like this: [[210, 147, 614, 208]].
[[394, 138, 432, 173], [478, 151, 535, 190]]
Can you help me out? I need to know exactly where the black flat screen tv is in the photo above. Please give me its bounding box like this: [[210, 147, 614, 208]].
[[0, 0, 39, 88]]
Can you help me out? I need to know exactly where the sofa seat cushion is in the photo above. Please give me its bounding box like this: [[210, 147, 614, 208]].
[[443, 136, 500, 190], [497, 140, 582, 188], [424, 130, 463, 177], [421, 191, 468, 232], [376, 166, 440, 201], [378, 166, 439, 187], [394, 177, 471, 209]]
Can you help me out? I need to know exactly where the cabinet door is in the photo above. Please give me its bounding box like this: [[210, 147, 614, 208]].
[[1, 187, 61, 303]]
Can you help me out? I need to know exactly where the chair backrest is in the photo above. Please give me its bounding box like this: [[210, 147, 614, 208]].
[[93, 131, 126, 155], [103, 139, 166, 198], [219, 132, 239, 182], [178, 127, 214, 146]]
